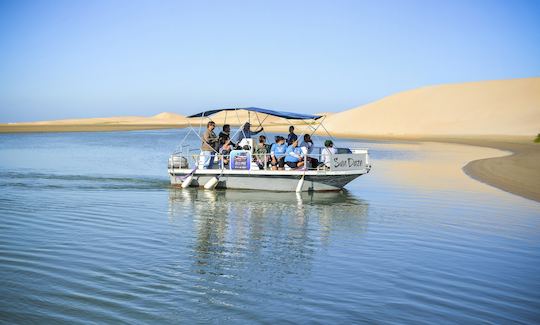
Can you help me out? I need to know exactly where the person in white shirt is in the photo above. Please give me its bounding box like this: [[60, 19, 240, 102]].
[[300, 134, 319, 168], [321, 139, 337, 168]]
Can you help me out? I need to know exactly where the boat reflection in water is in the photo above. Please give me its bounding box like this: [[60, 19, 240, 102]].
[[168, 189, 369, 295]]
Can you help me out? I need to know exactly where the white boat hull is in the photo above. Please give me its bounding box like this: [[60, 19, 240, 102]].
[[169, 169, 368, 191]]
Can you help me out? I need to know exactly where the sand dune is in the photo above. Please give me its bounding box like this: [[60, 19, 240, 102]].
[[324, 78, 540, 137], [0, 112, 190, 132], [26, 116, 143, 125], [3, 112, 188, 125], [2, 78, 537, 135], [131, 112, 188, 124]]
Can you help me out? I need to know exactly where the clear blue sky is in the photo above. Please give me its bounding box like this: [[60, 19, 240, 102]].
[[1, 0, 539, 122]]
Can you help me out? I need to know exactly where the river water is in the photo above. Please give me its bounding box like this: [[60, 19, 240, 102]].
[[1, 129, 539, 323]]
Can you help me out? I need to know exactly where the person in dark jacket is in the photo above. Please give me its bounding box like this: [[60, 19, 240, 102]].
[[287, 125, 298, 145], [218, 124, 235, 148]]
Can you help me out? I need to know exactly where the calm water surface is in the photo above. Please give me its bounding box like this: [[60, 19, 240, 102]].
[[1, 129, 539, 324]]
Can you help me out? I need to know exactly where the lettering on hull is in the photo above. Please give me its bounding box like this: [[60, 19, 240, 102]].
[[331, 154, 366, 171]]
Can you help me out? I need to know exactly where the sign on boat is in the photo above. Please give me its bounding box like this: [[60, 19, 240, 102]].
[[168, 107, 371, 192]]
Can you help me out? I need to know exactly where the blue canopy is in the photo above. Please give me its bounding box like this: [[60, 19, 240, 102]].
[[187, 107, 322, 120]]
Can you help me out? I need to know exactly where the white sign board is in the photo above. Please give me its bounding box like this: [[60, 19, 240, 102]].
[[330, 153, 366, 171]]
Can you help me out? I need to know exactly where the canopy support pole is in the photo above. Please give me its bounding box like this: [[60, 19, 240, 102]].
[[254, 112, 268, 139], [229, 108, 245, 142]]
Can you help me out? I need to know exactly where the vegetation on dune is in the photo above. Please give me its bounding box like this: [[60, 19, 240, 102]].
[[534, 133, 540, 143]]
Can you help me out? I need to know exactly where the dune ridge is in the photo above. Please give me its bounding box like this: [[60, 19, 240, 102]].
[[324, 77, 540, 137], [0, 112, 190, 132]]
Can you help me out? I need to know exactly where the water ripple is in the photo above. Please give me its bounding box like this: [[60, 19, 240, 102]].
[[1, 131, 540, 323]]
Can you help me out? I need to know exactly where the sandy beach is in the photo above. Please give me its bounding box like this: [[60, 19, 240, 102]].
[[0, 112, 191, 133], [0, 123, 190, 133], [0, 110, 294, 133], [449, 137, 540, 203], [330, 134, 540, 202]]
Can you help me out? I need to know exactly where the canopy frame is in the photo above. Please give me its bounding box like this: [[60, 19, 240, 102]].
[[176, 107, 334, 155], [188, 107, 322, 121]]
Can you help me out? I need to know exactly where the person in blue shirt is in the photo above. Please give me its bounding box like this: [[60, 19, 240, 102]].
[[270, 136, 288, 170], [286, 126, 298, 145], [284, 139, 305, 169]]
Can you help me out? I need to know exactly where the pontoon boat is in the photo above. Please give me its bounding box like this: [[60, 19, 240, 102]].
[[168, 107, 371, 192]]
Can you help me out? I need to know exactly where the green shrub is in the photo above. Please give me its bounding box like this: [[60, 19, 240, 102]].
[[535, 133, 540, 143]]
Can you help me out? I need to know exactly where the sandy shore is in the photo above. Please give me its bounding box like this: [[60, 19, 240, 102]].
[[440, 137, 540, 203], [0, 123, 191, 133], [0, 112, 192, 133], [332, 134, 540, 202]]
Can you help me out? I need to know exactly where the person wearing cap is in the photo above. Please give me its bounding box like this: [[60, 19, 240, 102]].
[[270, 136, 287, 170], [284, 139, 305, 169], [236, 122, 263, 142], [321, 139, 336, 168], [253, 135, 270, 169]]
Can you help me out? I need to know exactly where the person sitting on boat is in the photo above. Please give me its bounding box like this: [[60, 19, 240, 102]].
[[287, 126, 298, 145], [301, 134, 319, 168], [254, 135, 270, 169], [201, 121, 219, 169], [218, 124, 235, 148], [270, 136, 287, 170], [321, 139, 337, 168], [236, 122, 263, 143], [219, 135, 233, 166], [284, 139, 305, 169]]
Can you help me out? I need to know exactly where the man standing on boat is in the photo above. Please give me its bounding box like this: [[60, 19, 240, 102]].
[[201, 121, 218, 169], [287, 126, 298, 145]]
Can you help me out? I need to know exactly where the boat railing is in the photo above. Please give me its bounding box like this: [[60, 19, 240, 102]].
[[169, 145, 370, 172]]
